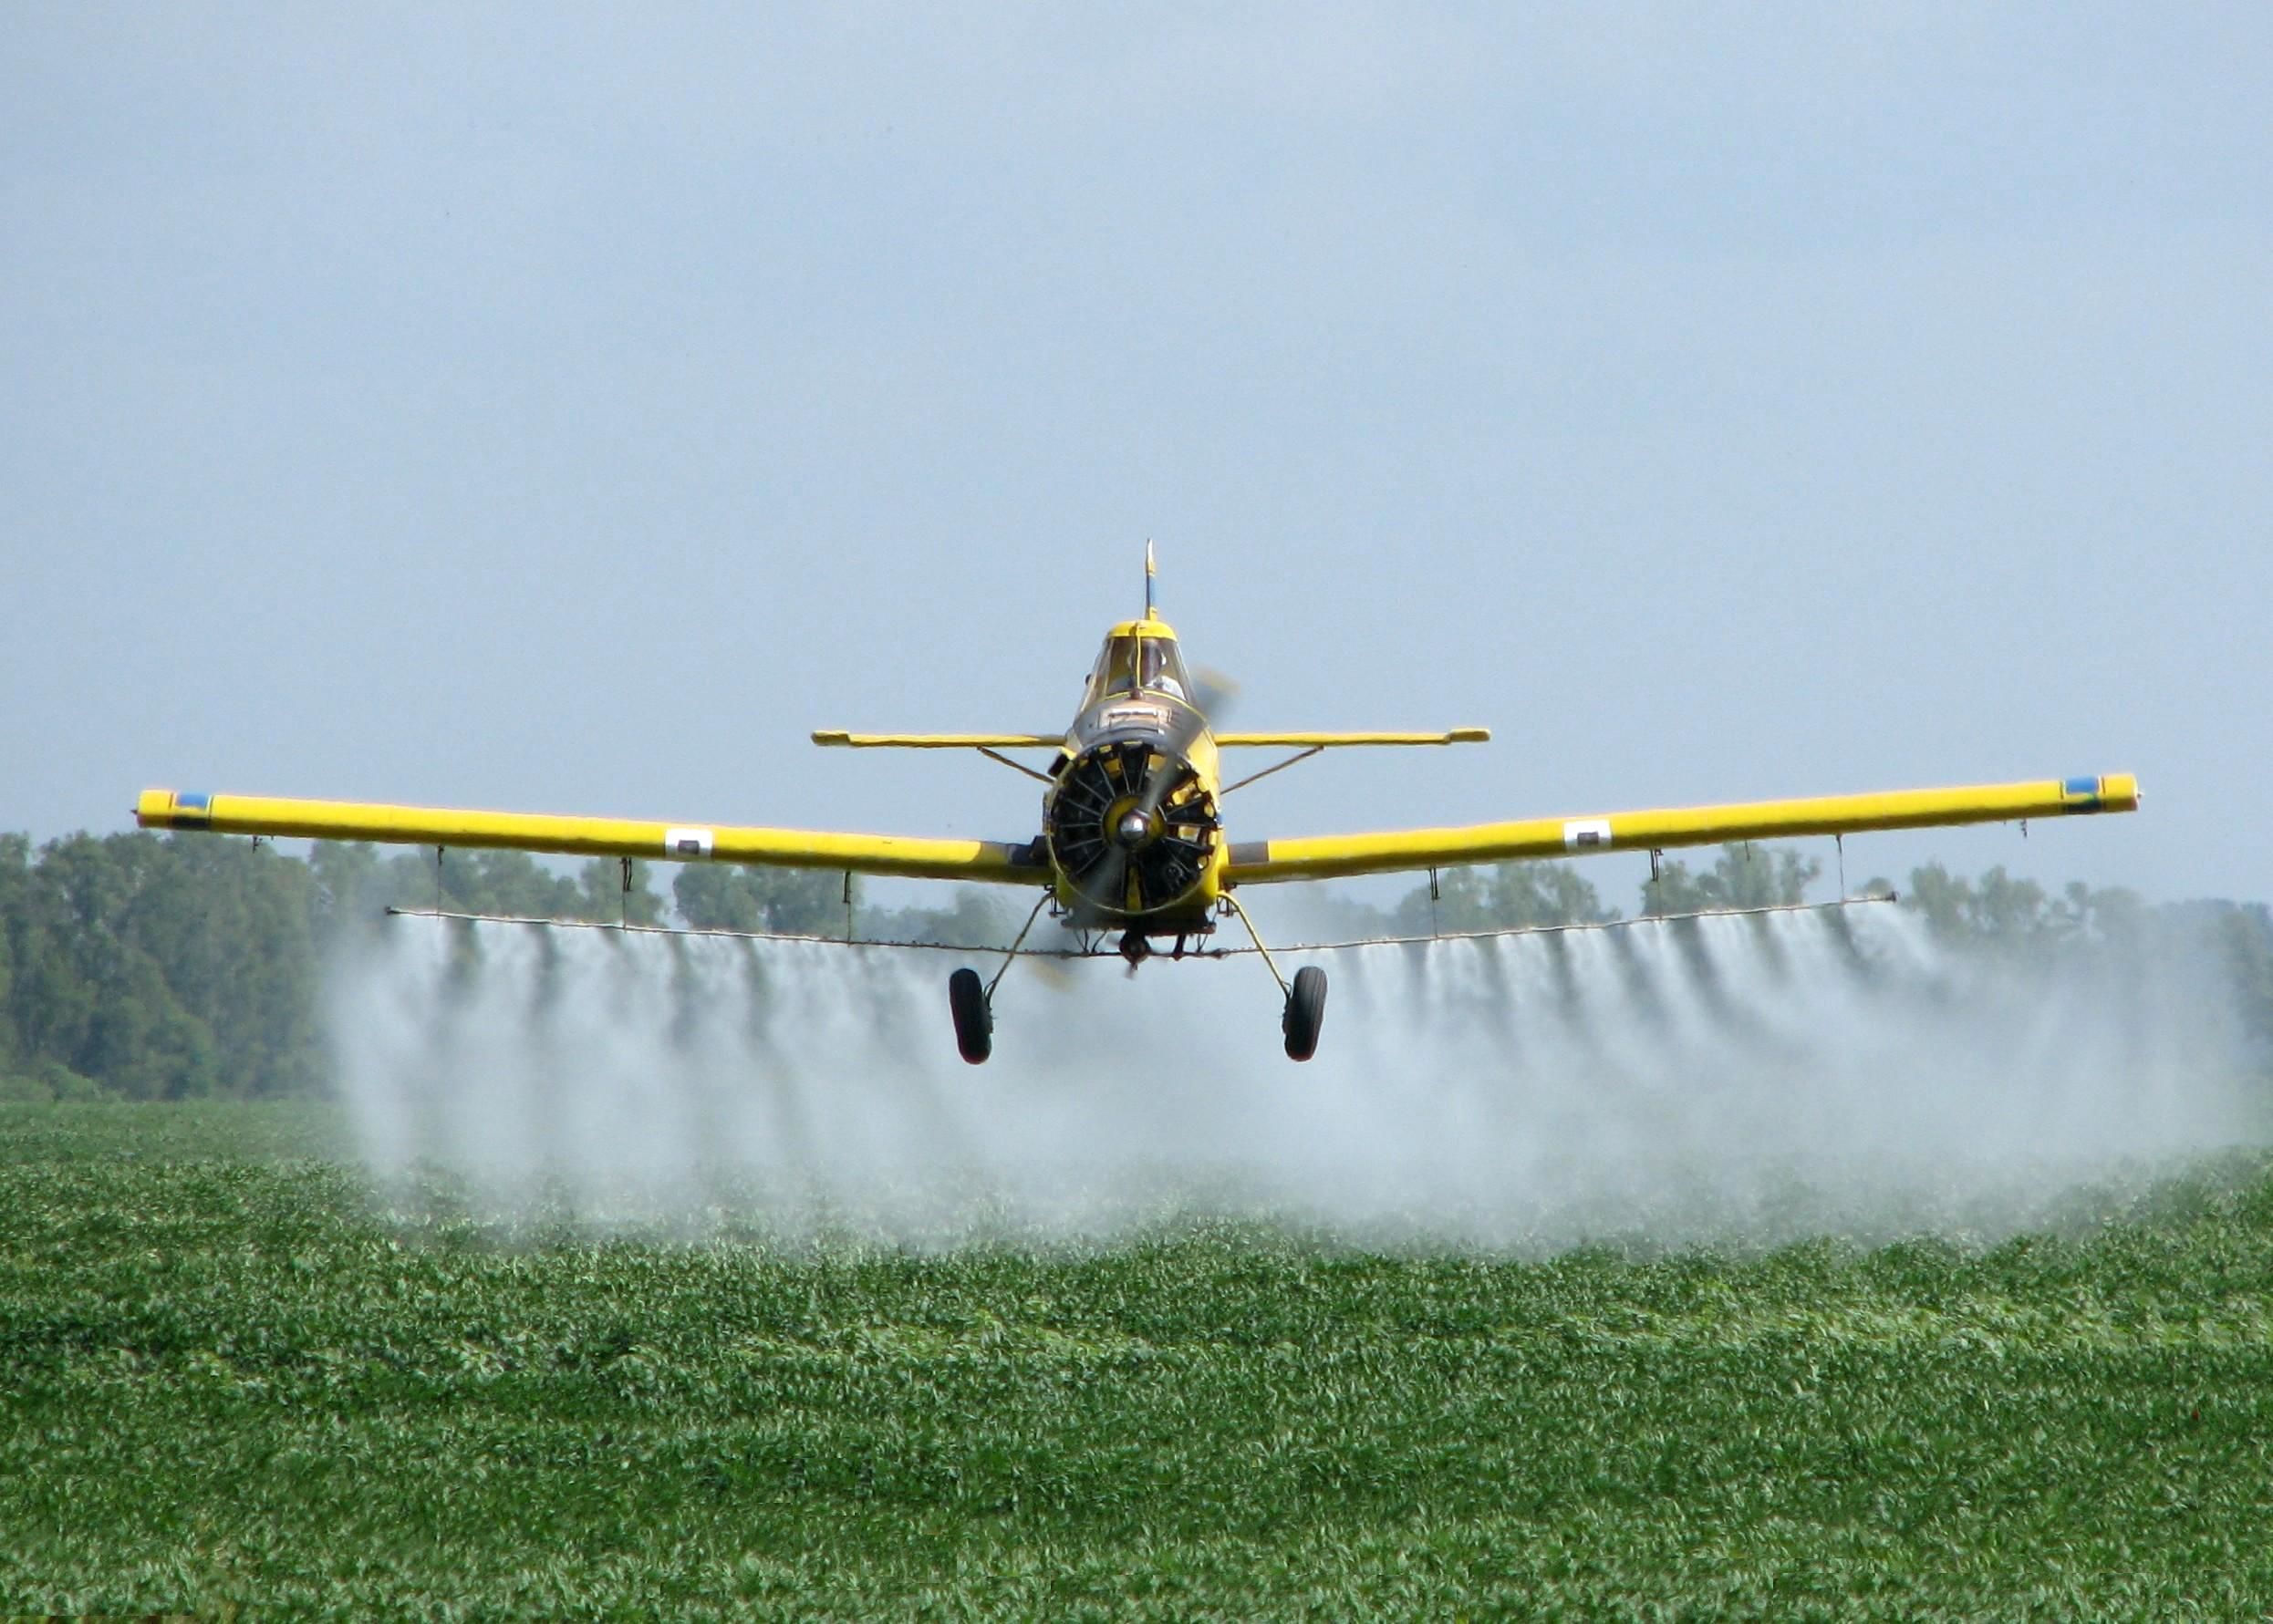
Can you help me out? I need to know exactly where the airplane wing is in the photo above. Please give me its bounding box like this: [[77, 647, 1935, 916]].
[[811, 731, 1064, 749], [809, 729, 1492, 749], [135, 790, 1047, 885], [1221, 773, 2141, 884], [1214, 729, 1490, 748]]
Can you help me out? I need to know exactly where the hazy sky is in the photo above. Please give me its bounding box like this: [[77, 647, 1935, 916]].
[[5, 5, 2268, 911]]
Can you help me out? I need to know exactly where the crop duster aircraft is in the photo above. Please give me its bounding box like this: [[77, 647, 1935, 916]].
[[138, 552, 2139, 1064]]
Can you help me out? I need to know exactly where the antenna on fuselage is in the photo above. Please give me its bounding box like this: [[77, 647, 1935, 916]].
[[1144, 538, 1157, 620]]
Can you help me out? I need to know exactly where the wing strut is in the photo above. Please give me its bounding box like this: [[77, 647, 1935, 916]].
[[1220, 747, 1325, 797]]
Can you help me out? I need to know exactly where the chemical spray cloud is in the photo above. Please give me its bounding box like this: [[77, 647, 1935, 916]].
[[327, 904, 2258, 1252]]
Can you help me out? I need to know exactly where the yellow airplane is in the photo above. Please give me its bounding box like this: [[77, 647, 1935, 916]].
[[137, 548, 2139, 1064]]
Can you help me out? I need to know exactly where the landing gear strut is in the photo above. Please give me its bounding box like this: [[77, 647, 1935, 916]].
[[946, 891, 1053, 1066], [1222, 893, 1329, 1061]]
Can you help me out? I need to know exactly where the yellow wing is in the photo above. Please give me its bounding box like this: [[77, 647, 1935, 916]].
[[1222, 774, 2141, 884], [136, 790, 1046, 885], [809, 729, 1491, 749], [1213, 729, 1490, 748], [811, 731, 1064, 749]]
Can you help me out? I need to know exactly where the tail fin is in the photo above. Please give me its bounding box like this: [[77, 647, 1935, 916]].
[[1144, 539, 1157, 620]]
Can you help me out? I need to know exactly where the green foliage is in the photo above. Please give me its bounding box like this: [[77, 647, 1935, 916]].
[[0, 837, 16, 1077], [675, 864, 850, 936], [1392, 860, 1614, 934], [5, 1104, 2273, 1615], [1905, 861, 2150, 951], [1645, 843, 1821, 916], [573, 856, 665, 926], [0, 1061, 105, 1104], [124, 834, 321, 1096], [2209, 904, 2273, 1051], [0, 833, 987, 1098], [311, 841, 591, 931], [0, 833, 315, 1099], [862, 887, 1015, 947]]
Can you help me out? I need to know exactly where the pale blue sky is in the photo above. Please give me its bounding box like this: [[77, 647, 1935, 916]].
[[5, 5, 2267, 909]]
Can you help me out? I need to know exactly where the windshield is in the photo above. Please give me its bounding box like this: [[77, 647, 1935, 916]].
[[1087, 633, 1190, 702]]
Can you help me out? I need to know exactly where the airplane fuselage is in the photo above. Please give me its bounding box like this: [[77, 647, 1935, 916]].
[[1040, 617, 1225, 935]]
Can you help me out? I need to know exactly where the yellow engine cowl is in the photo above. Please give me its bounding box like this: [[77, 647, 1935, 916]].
[[1045, 740, 1221, 923]]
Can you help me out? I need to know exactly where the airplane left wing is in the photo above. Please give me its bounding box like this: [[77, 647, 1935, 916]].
[[1222, 773, 2140, 885], [135, 790, 1047, 885], [811, 731, 1064, 749]]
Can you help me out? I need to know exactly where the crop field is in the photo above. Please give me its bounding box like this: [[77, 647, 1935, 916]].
[[5, 1103, 2273, 1618]]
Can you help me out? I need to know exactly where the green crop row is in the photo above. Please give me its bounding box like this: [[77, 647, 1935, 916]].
[[4, 1102, 2271, 1619]]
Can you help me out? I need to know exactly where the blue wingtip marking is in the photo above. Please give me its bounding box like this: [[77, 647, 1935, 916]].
[[177, 791, 211, 812], [2061, 776, 2098, 798]]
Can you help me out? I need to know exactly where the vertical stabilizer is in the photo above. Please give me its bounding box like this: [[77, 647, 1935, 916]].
[[1144, 539, 1157, 620]]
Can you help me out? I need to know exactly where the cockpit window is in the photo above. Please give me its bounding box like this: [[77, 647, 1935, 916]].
[[1086, 634, 1191, 702], [1139, 638, 1188, 698], [1086, 636, 1134, 699]]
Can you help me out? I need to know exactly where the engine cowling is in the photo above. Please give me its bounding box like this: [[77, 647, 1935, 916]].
[[1047, 740, 1220, 918]]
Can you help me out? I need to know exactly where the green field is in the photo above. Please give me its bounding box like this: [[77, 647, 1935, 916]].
[[5, 1104, 2272, 1619]]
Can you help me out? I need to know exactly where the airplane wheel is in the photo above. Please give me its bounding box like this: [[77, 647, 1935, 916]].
[[949, 967, 992, 1065], [1282, 965, 1327, 1061]]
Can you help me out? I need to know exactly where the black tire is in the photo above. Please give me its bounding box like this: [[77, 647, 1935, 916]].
[[1282, 965, 1327, 1061], [949, 967, 992, 1065]]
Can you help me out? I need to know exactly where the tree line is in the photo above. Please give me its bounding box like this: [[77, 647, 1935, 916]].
[[1, 829, 2267, 1101]]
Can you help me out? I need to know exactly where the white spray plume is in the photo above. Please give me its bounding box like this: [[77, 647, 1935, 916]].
[[327, 904, 2260, 1252]]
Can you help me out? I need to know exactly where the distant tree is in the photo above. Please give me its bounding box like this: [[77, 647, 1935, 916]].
[[1899, 863, 2149, 950], [6, 834, 222, 1098], [2070, 881, 2150, 943], [0, 833, 325, 1095], [457, 851, 578, 918], [1643, 844, 1818, 916], [1392, 861, 1614, 935], [673, 864, 850, 936], [0, 834, 24, 1077], [307, 840, 389, 940], [859, 887, 1012, 948], [130, 835, 320, 1096], [1972, 865, 2057, 940], [573, 857, 664, 926], [1274, 886, 1400, 946], [310, 841, 589, 934], [0, 1058, 104, 1104], [1904, 861, 1978, 940], [2206, 904, 2273, 1055]]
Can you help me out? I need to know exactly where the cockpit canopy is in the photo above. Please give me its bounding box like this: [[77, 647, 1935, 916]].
[[1085, 623, 1193, 706]]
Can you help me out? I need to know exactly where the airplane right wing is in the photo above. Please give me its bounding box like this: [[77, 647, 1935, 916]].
[[1212, 729, 1490, 748], [1222, 773, 2141, 885]]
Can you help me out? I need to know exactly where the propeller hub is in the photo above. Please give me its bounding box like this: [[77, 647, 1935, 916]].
[[1047, 738, 1221, 920]]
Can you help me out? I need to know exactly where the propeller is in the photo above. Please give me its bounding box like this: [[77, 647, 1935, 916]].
[[1189, 664, 1240, 729], [1051, 660, 1240, 926], [1056, 740, 1219, 922]]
